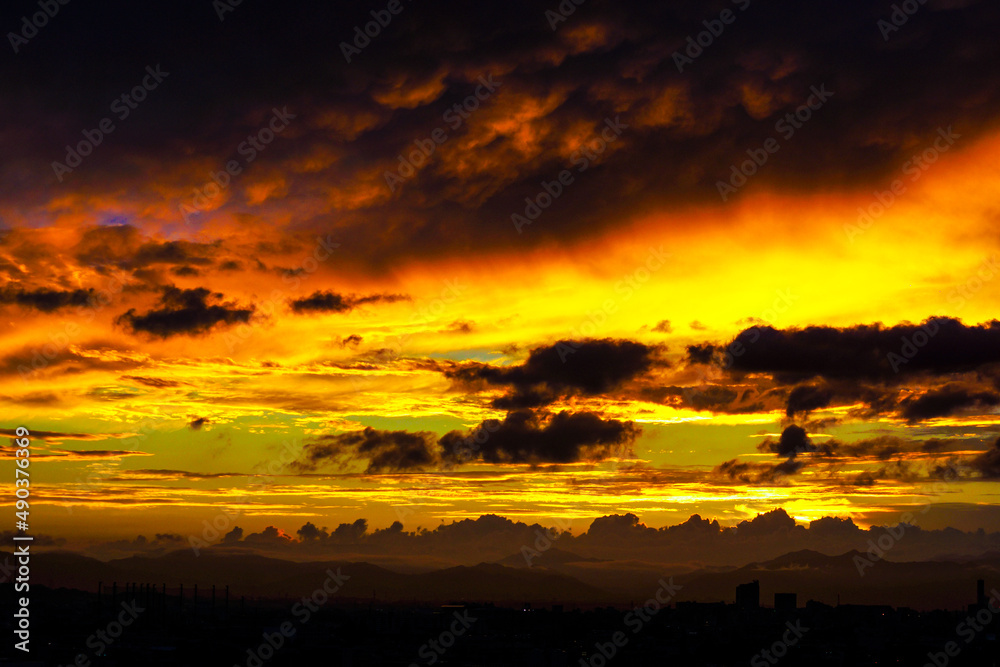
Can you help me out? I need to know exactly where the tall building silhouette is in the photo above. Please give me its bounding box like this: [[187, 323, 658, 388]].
[[736, 580, 760, 610], [775, 592, 797, 611]]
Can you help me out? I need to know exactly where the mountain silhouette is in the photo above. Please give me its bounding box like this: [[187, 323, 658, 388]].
[[495, 547, 604, 569], [13, 549, 610, 604], [12, 547, 999, 610]]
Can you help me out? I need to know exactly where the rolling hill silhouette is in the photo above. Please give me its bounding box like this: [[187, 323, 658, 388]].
[[11, 547, 998, 609], [15, 549, 610, 604]]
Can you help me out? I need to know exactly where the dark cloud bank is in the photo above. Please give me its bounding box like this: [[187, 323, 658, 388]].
[[5, 0, 1000, 265], [88, 509, 1000, 570]]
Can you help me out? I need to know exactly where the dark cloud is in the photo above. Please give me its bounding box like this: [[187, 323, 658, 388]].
[[341, 293, 409, 308], [227, 519, 372, 547], [676, 319, 1000, 419], [339, 334, 364, 348], [922, 438, 953, 453], [711, 318, 1000, 381], [764, 458, 805, 482], [971, 438, 1000, 479], [685, 385, 741, 411], [120, 375, 182, 388], [638, 382, 775, 414], [133, 241, 216, 266], [72, 225, 141, 268], [449, 339, 660, 407], [0, 286, 94, 312], [295, 427, 439, 473], [443, 320, 475, 334], [652, 320, 672, 333], [585, 513, 648, 539], [296, 409, 639, 472], [718, 426, 820, 484], [852, 471, 878, 487], [116, 286, 254, 338], [0, 344, 142, 379], [154, 533, 184, 542], [188, 417, 209, 430], [90, 508, 1000, 568], [808, 515, 862, 538], [297, 522, 329, 541], [899, 385, 1000, 423], [36, 449, 151, 460], [288, 292, 352, 313], [332, 518, 369, 541], [6, 1, 997, 265], [1, 428, 94, 440], [73, 226, 220, 269], [715, 457, 804, 485], [686, 344, 715, 365], [242, 526, 295, 547], [440, 410, 638, 465], [0, 391, 62, 406], [786, 384, 834, 416], [759, 425, 815, 458], [222, 527, 244, 544], [108, 469, 241, 481], [734, 508, 798, 537], [490, 388, 559, 410], [289, 291, 409, 314], [815, 435, 907, 462]]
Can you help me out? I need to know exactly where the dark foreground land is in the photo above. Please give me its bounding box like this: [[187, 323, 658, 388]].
[[1, 585, 998, 666]]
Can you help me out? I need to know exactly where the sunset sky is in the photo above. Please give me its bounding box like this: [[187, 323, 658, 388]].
[[4, 0, 1000, 551]]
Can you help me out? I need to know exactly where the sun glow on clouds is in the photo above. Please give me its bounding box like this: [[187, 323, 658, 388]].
[[4, 3, 1000, 544]]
